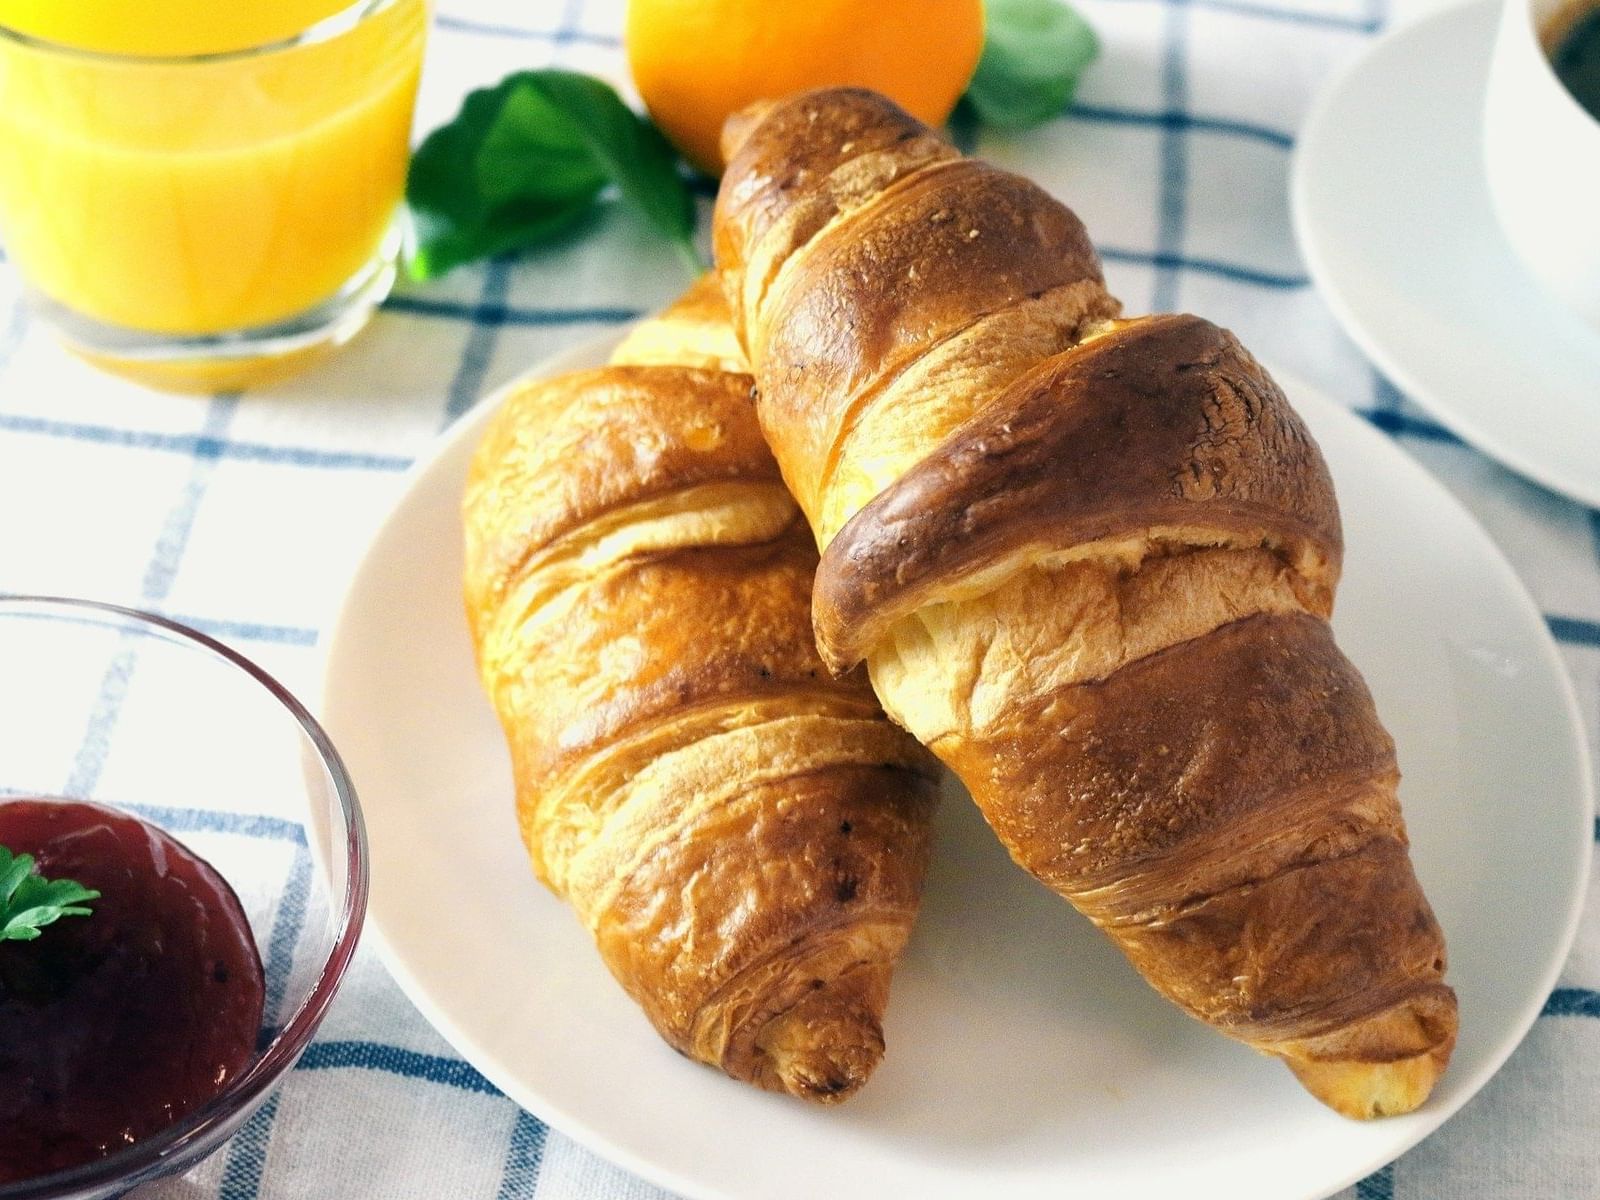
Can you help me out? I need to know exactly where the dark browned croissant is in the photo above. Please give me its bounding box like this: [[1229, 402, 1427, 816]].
[[714, 89, 1456, 1118], [462, 276, 938, 1102]]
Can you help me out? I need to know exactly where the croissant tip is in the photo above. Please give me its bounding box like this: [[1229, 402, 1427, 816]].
[[755, 989, 888, 1104], [1280, 987, 1458, 1119], [1287, 1042, 1453, 1119], [770, 1019, 885, 1105]]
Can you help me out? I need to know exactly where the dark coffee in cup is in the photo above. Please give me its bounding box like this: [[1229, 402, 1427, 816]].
[[1545, 0, 1600, 119], [1486, 0, 1600, 328]]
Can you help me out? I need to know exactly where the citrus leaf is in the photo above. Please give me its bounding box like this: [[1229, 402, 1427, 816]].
[[476, 83, 609, 211], [966, 0, 1100, 130], [406, 69, 698, 280], [519, 71, 696, 251]]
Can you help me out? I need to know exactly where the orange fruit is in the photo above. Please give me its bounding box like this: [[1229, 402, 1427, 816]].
[[626, 0, 985, 175]]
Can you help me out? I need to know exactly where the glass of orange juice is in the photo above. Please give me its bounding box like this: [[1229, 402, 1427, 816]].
[[0, 0, 428, 391]]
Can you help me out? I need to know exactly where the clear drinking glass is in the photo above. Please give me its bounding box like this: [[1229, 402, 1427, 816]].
[[0, 0, 429, 392], [0, 595, 367, 1199]]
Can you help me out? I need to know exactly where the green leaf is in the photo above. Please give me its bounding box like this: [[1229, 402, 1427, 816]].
[[966, 0, 1100, 131], [0, 847, 32, 905], [0, 845, 99, 943], [405, 69, 699, 281], [477, 84, 610, 211], [521, 72, 697, 252]]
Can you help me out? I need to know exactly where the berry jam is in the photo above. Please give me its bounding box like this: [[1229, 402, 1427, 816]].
[[0, 799, 265, 1184]]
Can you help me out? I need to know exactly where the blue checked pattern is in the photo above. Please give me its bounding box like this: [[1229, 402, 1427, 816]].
[[0, 0, 1595, 1195]]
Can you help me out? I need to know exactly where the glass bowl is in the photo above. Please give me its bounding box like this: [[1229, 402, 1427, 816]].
[[0, 595, 367, 1199]]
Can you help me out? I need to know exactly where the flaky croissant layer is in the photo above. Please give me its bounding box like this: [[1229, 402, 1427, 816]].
[[463, 277, 937, 1103], [714, 88, 1455, 1119]]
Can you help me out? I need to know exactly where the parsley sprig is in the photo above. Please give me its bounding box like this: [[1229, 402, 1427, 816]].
[[1, 845, 99, 942]]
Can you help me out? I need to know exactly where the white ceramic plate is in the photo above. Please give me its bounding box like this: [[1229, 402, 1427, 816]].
[[322, 333, 1593, 1200], [1291, 0, 1600, 508]]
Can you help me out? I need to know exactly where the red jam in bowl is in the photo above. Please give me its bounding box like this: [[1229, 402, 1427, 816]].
[[0, 799, 265, 1184]]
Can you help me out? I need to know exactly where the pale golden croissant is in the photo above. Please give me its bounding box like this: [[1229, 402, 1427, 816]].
[[714, 89, 1456, 1119], [462, 275, 938, 1103]]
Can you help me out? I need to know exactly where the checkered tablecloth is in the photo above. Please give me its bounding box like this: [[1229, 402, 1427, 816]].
[[1, 0, 1595, 1195]]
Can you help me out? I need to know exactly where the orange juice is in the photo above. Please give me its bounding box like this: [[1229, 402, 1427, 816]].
[[0, 0, 427, 339]]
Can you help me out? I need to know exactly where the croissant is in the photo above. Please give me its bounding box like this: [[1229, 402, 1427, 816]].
[[462, 276, 938, 1103], [714, 89, 1456, 1119]]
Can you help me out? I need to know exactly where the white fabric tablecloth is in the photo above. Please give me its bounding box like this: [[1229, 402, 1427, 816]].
[[0, 0, 1595, 1195]]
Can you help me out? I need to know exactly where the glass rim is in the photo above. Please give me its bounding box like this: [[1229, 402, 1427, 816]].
[[0, 593, 369, 1200], [0, 0, 406, 66]]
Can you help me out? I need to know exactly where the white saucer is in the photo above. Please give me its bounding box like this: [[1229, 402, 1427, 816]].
[[321, 332, 1592, 1200], [1292, 0, 1600, 508]]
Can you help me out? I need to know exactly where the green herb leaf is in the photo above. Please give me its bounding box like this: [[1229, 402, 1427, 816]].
[[406, 69, 699, 280], [965, 0, 1100, 131], [0, 845, 99, 942]]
